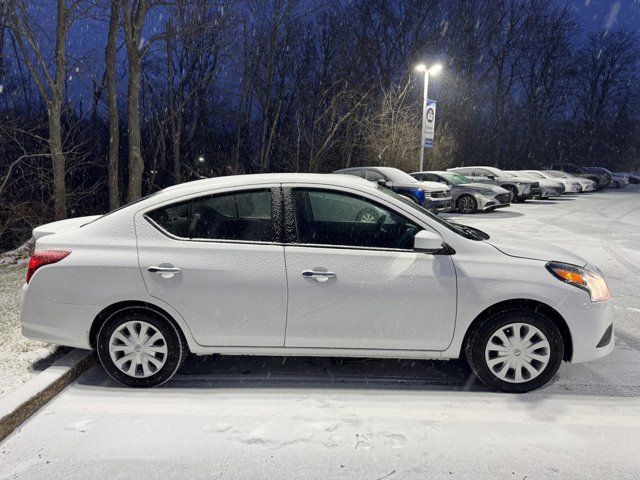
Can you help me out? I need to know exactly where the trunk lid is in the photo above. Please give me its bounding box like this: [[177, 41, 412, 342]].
[[32, 215, 101, 239]]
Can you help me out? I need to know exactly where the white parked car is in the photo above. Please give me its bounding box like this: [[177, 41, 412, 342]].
[[21, 174, 614, 392], [521, 170, 582, 193], [544, 170, 597, 192]]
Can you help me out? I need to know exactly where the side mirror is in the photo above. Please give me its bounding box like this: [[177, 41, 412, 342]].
[[487, 175, 496, 180], [376, 178, 389, 187], [413, 230, 445, 254]]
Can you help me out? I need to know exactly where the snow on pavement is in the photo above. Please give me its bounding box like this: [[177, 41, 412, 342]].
[[0, 261, 59, 399]]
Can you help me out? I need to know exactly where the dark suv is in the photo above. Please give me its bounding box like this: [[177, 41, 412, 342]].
[[548, 164, 610, 190]]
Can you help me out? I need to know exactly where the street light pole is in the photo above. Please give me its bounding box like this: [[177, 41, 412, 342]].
[[414, 63, 442, 172], [419, 71, 429, 172]]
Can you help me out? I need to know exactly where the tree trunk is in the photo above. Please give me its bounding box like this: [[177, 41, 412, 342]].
[[105, 0, 120, 210], [123, 0, 149, 203], [48, 100, 67, 219], [51, 0, 68, 219], [126, 58, 143, 202]]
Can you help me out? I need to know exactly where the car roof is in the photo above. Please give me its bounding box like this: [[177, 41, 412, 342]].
[[161, 173, 371, 195]]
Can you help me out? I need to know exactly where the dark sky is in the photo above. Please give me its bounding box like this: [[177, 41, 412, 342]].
[[9, 0, 640, 108], [564, 0, 640, 33]]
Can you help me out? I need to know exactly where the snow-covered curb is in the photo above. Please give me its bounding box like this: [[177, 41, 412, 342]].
[[0, 238, 34, 266], [0, 349, 94, 442]]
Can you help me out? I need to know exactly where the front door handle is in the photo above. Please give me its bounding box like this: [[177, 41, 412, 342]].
[[302, 270, 337, 282], [147, 266, 182, 278]]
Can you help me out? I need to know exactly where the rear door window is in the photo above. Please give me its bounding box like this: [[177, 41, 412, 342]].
[[146, 189, 276, 242]]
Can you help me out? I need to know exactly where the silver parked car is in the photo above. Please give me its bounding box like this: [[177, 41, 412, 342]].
[[610, 173, 630, 189], [448, 166, 540, 203], [508, 171, 564, 198], [410, 171, 511, 214]]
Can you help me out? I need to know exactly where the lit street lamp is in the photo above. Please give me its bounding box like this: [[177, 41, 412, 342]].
[[414, 63, 442, 171]]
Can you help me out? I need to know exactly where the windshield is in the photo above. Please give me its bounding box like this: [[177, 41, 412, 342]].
[[546, 170, 569, 178], [440, 172, 472, 185]]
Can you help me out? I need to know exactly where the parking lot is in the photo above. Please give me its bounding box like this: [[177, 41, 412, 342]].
[[1, 187, 639, 479]]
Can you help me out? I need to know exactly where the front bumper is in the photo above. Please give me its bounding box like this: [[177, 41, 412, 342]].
[[423, 197, 452, 212], [554, 291, 614, 364], [477, 192, 511, 211], [537, 186, 562, 198]]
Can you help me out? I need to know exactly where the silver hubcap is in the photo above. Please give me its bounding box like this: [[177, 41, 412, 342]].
[[109, 321, 168, 378], [359, 212, 377, 223], [459, 196, 475, 212], [484, 323, 550, 384]]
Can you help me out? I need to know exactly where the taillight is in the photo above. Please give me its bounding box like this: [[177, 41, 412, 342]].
[[26, 250, 71, 283]]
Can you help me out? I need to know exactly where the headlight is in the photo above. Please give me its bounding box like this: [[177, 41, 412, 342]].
[[546, 261, 611, 302]]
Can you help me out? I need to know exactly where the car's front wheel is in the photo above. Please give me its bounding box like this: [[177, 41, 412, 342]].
[[456, 194, 477, 214], [97, 312, 187, 387], [505, 185, 520, 203], [465, 308, 564, 393]]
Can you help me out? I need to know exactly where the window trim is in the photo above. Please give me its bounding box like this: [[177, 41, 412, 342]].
[[143, 186, 283, 245], [283, 186, 424, 252]]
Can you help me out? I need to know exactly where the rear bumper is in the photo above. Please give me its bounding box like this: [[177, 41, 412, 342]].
[[21, 284, 97, 349]]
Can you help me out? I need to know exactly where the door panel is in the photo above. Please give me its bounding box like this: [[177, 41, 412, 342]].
[[283, 187, 457, 351], [284, 246, 457, 350], [135, 188, 287, 347]]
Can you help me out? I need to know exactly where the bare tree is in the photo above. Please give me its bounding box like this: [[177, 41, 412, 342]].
[[574, 31, 639, 146], [105, 0, 120, 209], [485, 0, 528, 167], [517, 0, 575, 164], [6, 0, 80, 219], [122, 0, 152, 202]]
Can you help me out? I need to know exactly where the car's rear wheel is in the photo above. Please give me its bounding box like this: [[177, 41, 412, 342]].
[[457, 194, 477, 214], [97, 312, 186, 387], [465, 308, 564, 393]]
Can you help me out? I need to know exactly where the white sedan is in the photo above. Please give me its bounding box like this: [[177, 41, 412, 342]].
[[21, 174, 614, 392]]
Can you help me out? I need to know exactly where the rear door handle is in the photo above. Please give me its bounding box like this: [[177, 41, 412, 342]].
[[147, 266, 182, 277], [302, 270, 336, 282]]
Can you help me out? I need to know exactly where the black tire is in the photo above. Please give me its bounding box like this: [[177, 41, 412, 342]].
[[505, 185, 520, 203], [456, 194, 478, 214], [97, 311, 187, 388], [465, 308, 564, 393]]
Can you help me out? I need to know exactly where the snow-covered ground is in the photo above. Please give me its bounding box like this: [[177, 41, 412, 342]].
[[0, 260, 61, 399], [1, 187, 639, 479]]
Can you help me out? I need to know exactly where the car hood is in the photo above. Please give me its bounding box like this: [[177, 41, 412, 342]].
[[483, 229, 587, 267], [536, 179, 563, 188], [33, 215, 102, 239], [456, 183, 508, 194], [391, 180, 449, 191], [498, 176, 536, 184]]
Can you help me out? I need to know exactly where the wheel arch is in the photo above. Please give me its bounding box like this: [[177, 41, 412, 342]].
[[461, 298, 573, 361], [90, 300, 190, 351]]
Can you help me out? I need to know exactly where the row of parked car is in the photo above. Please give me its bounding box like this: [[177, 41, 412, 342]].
[[334, 164, 639, 214]]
